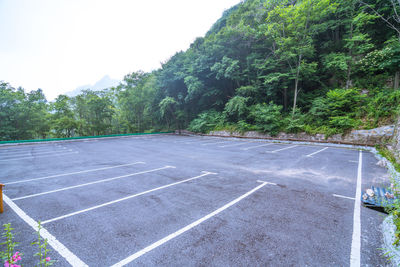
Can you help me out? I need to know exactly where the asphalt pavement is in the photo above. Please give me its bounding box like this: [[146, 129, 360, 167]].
[[0, 134, 391, 266]]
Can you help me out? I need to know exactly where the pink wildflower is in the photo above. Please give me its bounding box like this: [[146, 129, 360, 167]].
[[11, 252, 21, 262], [45, 257, 51, 262], [4, 261, 20, 267]]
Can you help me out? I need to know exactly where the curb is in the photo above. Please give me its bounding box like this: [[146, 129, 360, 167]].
[[383, 215, 400, 266]]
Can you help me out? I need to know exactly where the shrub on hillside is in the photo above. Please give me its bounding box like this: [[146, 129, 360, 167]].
[[283, 110, 307, 133], [248, 102, 283, 135], [188, 110, 225, 133], [367, 89, 400, 126]]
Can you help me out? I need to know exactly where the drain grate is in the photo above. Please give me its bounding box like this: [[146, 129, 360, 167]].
[[361, 186, 396, 212]]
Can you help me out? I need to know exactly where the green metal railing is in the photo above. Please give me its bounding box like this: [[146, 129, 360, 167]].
[[0, 131, 174, 144]]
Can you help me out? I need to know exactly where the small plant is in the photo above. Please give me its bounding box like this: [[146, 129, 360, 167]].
[[0, 223, 22, 267], [32, 222, 54, 267]]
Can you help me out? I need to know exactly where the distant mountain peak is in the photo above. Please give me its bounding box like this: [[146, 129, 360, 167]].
[[65, 75, 120, 97]]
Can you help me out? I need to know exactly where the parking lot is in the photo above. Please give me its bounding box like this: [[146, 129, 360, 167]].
[[0, 134, 390, 266]]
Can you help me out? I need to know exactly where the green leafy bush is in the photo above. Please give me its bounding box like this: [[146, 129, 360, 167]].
[[367, 89, 400, 126], [329, 116, 358, 131], [223, 96, 249, 122], [236, 120, 255, 133], [326, 88, 365, 117], [188, 110, 225, 133], [308, 97, 330, 125], [283, 110, 306, 133], [303, 124, 339, 137], [307, 88, 366, 132], [248, 102, 283, 135]]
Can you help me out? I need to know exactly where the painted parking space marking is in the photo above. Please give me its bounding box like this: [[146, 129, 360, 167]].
[[2, 194, 88, 266], [201, 140, 231, 146], [218, 141, 257, 148], [184, 140, 214, 144], [111, 181, 273, 266], [175, 138, 214, 143], [0, 148, 66, 156], [256, 180, 277, 185], [182, 138, 223, 144], [41, 171, 217, 225], [12, 166, 175, 201], [0, 149, 73, 159], [350, 150, 362, 267], [333, 194, 355, 201], [267, 145, 298, 153], [0, 151, 79, 162], [305, 147, 328, 157], [0, 145, 59, 151], [241, 143, 273, 150], [0, 147, 67, 155], [5, 162, 145, 185], [174, 140, 193, 143], [0, 148, 66, 155]]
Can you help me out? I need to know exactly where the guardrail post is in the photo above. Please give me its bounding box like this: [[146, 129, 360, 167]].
[[0, 184, 4, 213]]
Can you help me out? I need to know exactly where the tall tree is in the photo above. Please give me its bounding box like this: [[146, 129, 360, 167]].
[[361, 0, 400, 89], [264, 0, 336, 115]]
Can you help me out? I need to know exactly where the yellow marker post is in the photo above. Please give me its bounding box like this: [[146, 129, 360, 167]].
[[0, 184, 4, 213]]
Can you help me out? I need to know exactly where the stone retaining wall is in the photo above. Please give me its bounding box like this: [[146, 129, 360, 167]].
[[206, 125, 395, 146], [392, 117, 400, 163]]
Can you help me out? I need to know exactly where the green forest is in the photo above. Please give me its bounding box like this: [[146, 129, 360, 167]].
[[1, 0, 400, 141]]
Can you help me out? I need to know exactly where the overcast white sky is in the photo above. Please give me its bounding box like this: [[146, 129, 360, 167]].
[[0, 0, 241, 100]]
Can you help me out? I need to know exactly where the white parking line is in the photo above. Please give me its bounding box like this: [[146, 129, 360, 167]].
[[2, 194, 88, 266], [333, 194, 355, 200], [241, 143, 273, 150], [174, 140, 191, 143], [350, 151, 362, 267], [0, 147, 66, 154], [0, 149, 72, 158], [182, 139, 221, 144], [12, 166, 175, 201], [175, 139, 203, 143], [0, 151, 79, 162], [256, 180, 277, 185], [267, 145, 298, 153], [111, 181, 272, 266], [201, 141, 231, 146], [6, 162, 145, 185], [219, 141, 257, 148], [184, 141, 200, 144], [305, 147, 328, 157], [42, 171, 217, 225]]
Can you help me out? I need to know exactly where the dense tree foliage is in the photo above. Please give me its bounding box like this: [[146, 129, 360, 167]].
[[1, 0, 400, 141]]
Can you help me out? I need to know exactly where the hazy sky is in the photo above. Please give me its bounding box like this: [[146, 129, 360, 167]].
[[0, 0, 241, 100]]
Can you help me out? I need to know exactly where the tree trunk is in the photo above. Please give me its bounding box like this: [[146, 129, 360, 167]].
[[346, 20, 354, 89], [283, 87, 288, 112], [395, 71, 399, 90], [292, 54, 302, 117]]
